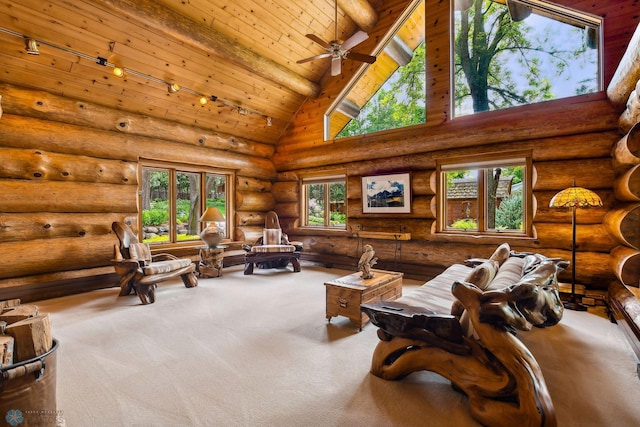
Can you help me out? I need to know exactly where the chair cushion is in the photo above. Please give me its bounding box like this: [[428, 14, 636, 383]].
[[142, 258, 192, 275], [129, 242, 152, 265], [263, 228, 282, 245], [250, 244, 296, 253]]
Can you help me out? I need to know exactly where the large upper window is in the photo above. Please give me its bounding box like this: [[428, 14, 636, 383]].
[[301, 175, 347, 229], [140, 162, 233, 245], [325, 0, 425, 140], [437, 154, 531, 236], [454, 0, 602, 116]]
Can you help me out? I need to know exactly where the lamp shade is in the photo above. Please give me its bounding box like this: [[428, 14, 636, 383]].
[[549, 185, 602, 208], [199, 207, 225, 222], [199, 207, 225, 248]]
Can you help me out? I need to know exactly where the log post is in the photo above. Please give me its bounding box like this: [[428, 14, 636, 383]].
[[610, 245, 640, 286], [604, 204, 640, 250]]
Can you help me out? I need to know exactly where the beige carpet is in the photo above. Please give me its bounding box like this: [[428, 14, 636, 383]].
[[33, 263, 640, 427]]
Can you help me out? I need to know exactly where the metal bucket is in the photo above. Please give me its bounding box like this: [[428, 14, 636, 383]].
[[0, 339, 61, 426]]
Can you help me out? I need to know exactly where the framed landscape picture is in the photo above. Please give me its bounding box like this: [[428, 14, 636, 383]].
[[362, 173, 411, 213]]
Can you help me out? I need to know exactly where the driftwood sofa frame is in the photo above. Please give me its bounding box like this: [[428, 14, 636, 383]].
[[361, 244, 568, 427]]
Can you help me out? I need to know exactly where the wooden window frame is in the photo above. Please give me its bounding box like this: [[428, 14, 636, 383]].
[[139, 160, 235, 247], [436, 151, 533, 238], [300, 174, 347, 230]]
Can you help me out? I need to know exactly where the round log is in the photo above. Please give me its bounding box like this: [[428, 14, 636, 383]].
[[347, 176, 362, 199], [412, 170, 436, 196], [0, 235, 116, 279], [0, 147, 138, 184], [607, 22, 640, 110], [604, 203, 640, 250], [275, 202, 299, 219], [613, 164, 640, 202], [533, 190, 612, 223], [0, 114, 277, 180], [0, 180, 137, 213], [0, 213, 132, 243], [542, 249, 615, 289], [532, 159, 615, 191], [534, 222, 616, 253], [234, 226, 263, 244], [0, 83, 275, 158], [619, 88, 640, 133], [236, 176, 272, 193], [272, 181, 299, 202], [274, 98, 619, 171], [610, 245, 640, 286], [613, 122, 640, 171], [235, 211, 266, 227], [235, 191, 275, 211]]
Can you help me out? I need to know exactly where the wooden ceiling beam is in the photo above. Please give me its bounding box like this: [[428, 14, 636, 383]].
[[339, 0, 378, 31], [91, 0, 321, 98]]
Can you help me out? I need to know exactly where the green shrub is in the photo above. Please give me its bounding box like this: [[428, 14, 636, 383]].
[[450, 218, 477, 230]]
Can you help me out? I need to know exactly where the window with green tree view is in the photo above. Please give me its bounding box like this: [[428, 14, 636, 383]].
[[328, 0, 601, 139], [140, 163, 232, 244], [302, 176, 347, 228], [438, 155, 531, 236], [454, 0, 601, 116]]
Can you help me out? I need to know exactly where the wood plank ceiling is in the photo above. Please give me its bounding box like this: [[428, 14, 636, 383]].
[[0, 0, 383, 145]]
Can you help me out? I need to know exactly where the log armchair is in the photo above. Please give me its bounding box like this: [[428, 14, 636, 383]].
[[242, 211, 301, 275], [111, 222, 198, 304]]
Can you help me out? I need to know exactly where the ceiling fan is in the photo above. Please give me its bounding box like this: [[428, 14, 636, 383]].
[[297, 0, 376, 76]]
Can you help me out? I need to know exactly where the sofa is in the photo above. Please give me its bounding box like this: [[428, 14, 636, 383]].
[[361, 243, 568, 427]]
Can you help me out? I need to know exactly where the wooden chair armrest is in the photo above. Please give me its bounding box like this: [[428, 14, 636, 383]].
[[152, 253, 179, 262]]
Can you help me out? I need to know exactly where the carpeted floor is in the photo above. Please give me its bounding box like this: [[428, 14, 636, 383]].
[[33, 263, 640, 426]]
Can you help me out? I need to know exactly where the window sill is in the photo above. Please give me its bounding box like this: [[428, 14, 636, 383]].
[[290, 227, 350, 237], [431, 232, 538, 247]]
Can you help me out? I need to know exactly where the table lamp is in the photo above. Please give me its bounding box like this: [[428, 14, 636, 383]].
[[199, 207, 225, 248], [549, 181, 602, 311]]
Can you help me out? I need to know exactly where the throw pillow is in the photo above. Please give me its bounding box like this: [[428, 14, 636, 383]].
[[464, 260, 499, 290], [489, 243, 511, 266]]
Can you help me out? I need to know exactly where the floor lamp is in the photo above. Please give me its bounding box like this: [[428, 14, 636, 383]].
[[549, 181, 603, 311]]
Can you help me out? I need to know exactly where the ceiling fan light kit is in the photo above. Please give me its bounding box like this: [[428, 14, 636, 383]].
[[297, 0, 376, 76]]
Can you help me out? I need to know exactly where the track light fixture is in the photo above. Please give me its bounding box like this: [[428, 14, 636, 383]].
[[24, 38, 39, 55], [3, 26, 274, 126]]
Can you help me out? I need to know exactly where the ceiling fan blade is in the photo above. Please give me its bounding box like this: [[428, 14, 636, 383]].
[[305, 34, 332, 49], [331, 56, 342, 76], [345, 52, 377, 64], [297, 53, 332, 64], [341, 31, 369, 51]]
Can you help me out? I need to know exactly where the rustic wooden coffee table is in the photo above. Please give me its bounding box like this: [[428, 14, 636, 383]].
[[325, 269, 403, 330]]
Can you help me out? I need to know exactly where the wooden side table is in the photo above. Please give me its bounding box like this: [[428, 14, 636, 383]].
[[198, 246, 225, 278], [325, 269, 403, 330]]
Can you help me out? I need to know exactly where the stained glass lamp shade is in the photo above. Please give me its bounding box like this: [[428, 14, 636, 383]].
[[549, 182, 603, 311]]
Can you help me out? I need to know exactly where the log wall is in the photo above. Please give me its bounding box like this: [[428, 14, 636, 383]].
[[273, 0, 640, 290], [0, 83, 276, 301]]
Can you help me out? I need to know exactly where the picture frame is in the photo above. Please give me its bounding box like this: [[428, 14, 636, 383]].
[[362, 173, 411, 213]]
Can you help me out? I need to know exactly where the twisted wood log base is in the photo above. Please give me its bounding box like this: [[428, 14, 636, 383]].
[[363, 281, 558, 427]]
